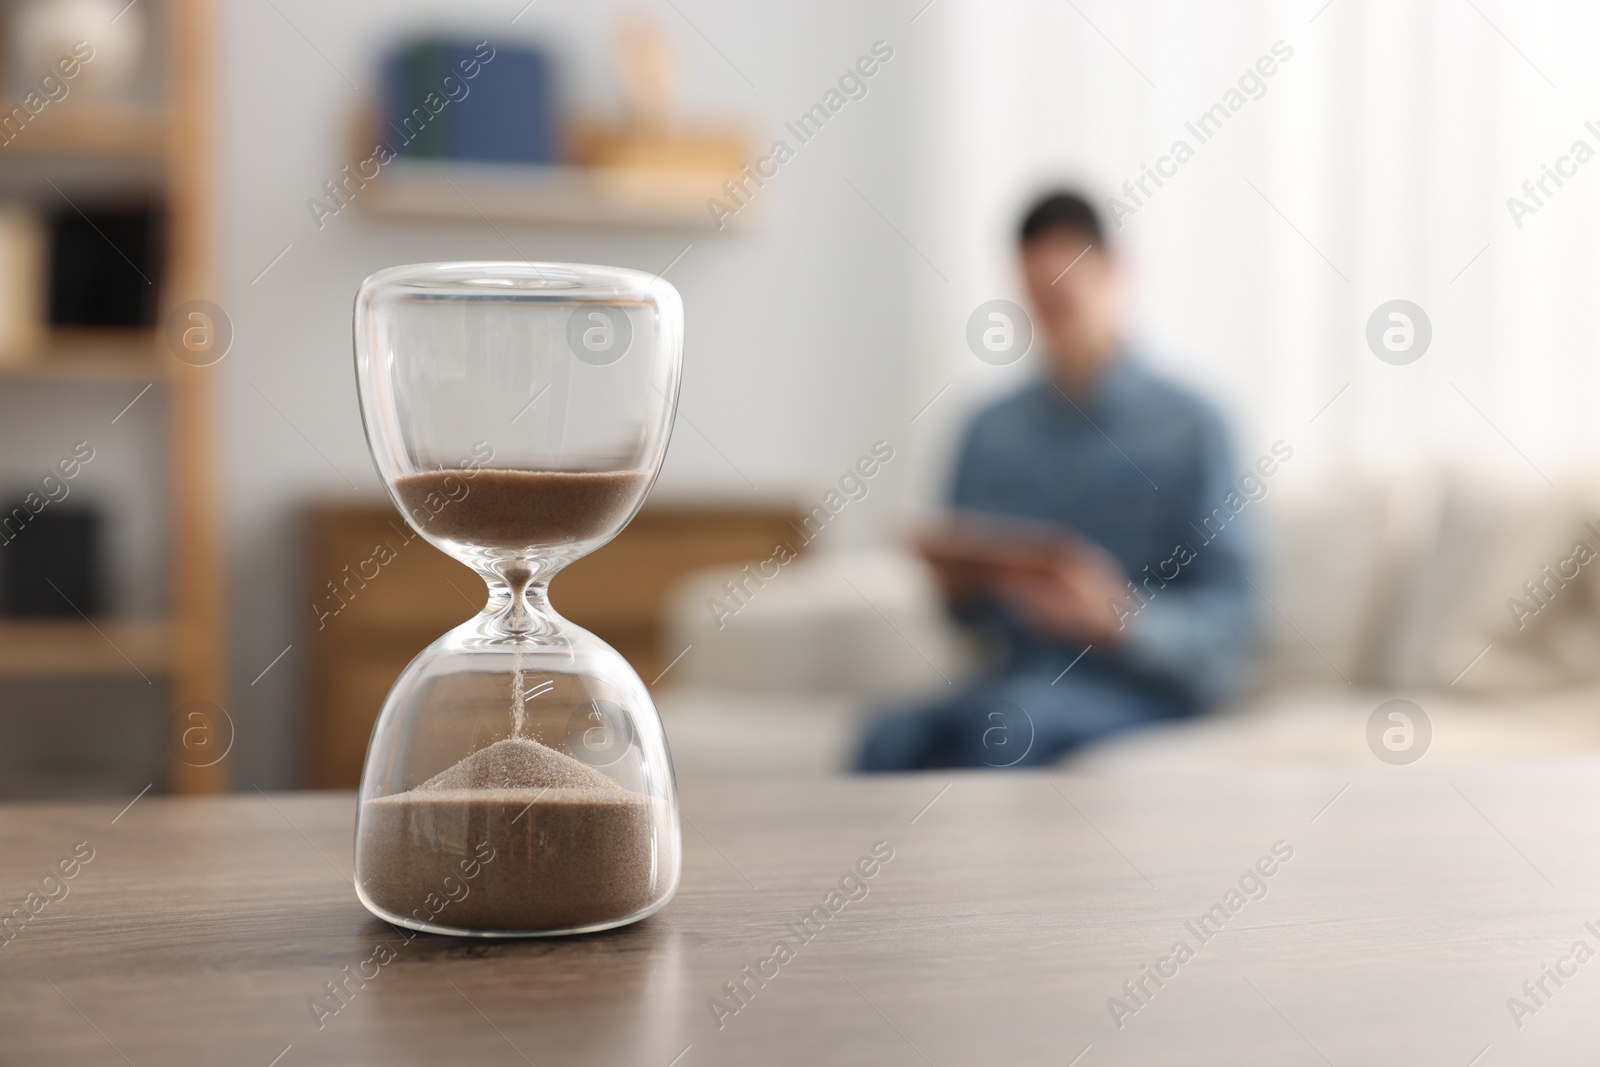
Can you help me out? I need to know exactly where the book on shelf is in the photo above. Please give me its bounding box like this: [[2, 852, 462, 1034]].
[[0, 204, 43, 366]]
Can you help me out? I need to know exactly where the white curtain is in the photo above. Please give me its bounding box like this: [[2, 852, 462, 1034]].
[[905, 0, 1600, 501]]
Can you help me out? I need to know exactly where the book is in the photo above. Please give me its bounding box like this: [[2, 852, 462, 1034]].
[[0, 204, 43, 365]]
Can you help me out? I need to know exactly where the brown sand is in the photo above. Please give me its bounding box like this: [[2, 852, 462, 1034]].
[[393, 468, 650, 550], [357, 738, 668, 933], [416, 736, 621, 792]]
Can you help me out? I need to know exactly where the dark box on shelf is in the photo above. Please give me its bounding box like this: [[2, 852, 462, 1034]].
[[0, 506, 103, 617], [48, 204, 164, 328]]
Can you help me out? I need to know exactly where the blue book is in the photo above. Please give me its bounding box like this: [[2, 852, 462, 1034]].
[[381, 38, 560, 164]]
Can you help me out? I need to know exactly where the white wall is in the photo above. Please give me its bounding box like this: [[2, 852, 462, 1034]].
[[222, 0, 918, 786]]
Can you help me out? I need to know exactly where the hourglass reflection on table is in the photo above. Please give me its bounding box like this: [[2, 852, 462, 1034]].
[[351, 261, 683, 937]]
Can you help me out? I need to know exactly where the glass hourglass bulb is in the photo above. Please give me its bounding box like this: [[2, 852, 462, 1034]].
[[349, 262, 683, 937]]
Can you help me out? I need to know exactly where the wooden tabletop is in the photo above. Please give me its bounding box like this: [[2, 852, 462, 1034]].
[[1, 765, 1597, 1065]]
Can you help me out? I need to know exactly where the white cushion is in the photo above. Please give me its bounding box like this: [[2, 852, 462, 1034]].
[[1247, 478, 1395, 690], [1384, 472, 1600, 692], [662, 548, 975, 697], [653, 686, 863, 780]]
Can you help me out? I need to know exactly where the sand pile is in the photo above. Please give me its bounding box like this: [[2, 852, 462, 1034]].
[[416, 737, 624, 793], [357, 738, 667, 934]]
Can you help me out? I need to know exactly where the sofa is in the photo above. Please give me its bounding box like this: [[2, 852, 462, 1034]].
[[652, 470, 1600, 780]]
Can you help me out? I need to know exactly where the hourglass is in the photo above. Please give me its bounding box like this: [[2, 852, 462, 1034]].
[[350, 262, 683, 937]]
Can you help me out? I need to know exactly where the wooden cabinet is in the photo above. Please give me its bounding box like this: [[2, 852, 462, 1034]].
[[306, 503, 801, 788]]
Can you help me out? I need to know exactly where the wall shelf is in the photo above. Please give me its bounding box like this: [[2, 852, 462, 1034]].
[[0, 619, 171, 677], [0, 102, 168, 159], [0, 330, 164, 381], [0, 356, 162, 381], [365, 160, 737, 230]]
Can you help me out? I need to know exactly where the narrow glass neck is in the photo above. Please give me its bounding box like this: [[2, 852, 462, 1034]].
[[477, 560, 558, 639]]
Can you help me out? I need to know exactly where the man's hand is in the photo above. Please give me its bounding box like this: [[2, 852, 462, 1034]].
[[916, 518, 1133, 642], [916, 528, 990, 611], [987, 540, 1130, 645]]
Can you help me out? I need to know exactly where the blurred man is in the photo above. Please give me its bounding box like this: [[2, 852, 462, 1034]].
[[858, 191, 1256, 771]]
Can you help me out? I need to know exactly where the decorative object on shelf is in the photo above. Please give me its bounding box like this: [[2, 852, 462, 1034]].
[[358, 19, 751, 230], [380, 38, 559, 164], [0, 505, 103, 618], [0, 204, 44, 365], [9, 0, 144, 98], [47, 202, 162, 328], [569, 16, 744, 176]]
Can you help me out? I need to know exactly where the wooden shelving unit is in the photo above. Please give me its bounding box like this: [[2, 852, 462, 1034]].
[[0, 0, 227, 793]]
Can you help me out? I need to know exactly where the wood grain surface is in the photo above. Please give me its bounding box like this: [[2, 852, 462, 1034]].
[[0, 765, 1596, 1065]]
